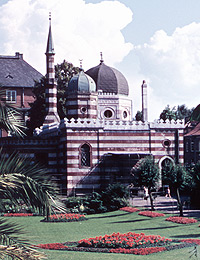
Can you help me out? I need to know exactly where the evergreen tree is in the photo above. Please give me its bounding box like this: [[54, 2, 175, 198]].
[[27, 60, 80, 133]]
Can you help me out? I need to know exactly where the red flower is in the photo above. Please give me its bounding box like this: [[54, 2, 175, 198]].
[[36, 243, 68, 250], [138, 211, 165, 218], [120, 207, 139, 213], [110, 247, 166, 255], [180, 239, 200, 245], [4, 213, 33, 217], [165, 216, 197, 224]]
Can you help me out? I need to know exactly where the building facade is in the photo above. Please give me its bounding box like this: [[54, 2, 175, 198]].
[[0, 52, 43, 136], [0, 19, 185, 196]]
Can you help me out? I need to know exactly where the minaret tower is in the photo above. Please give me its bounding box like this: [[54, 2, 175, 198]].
[[44, 13, 60, 125], [141, 80, 148, 122]]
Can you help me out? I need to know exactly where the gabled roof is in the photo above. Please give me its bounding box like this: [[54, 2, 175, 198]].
[[0, 52, 43, 88], [185, 122, 200, 137]]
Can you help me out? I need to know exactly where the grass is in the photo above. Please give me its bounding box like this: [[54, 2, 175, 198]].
[[4, 210, 200, 260]]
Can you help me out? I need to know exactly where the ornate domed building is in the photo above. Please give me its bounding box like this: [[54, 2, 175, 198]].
[[0, 18, 185, 196], [85, 57, 132, 121]]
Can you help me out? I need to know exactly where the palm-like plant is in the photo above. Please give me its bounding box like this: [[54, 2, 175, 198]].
[[0, 89, 58, 259], [0, 89, 26, 138]]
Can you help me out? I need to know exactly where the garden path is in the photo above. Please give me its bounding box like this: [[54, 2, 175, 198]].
[[129, 195, 200, 218]]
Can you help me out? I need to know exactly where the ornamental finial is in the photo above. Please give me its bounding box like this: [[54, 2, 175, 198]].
[[100, 52, 104, 64]]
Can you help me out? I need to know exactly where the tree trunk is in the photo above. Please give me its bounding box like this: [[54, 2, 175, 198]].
[[176, 188, 183, 217], [149, 191, 155, 211]]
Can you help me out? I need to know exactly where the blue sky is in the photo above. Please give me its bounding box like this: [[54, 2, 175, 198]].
[[0, 0, 199, 120]]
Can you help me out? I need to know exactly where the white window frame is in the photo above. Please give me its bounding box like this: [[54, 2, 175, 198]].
[[6, 90, 16, 103], [191, 140, 194, 152]]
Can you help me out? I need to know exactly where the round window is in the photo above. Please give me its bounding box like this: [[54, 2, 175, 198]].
[[104, 109, 113, 118], [163, 139, 171, 148], [80, 107, 87, 114], [123, 111, 128, 119]]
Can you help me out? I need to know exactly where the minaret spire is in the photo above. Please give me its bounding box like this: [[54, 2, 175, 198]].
[[43, 13, 60, 125], [46, 12, 54, 55]]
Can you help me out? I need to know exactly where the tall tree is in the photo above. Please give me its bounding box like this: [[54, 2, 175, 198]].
[[27, 60, 80, 133], [162, 162, 188, 216], [190, 104, 200, 122], [131, 156, 159, 211], [160, 104, 193, 122]]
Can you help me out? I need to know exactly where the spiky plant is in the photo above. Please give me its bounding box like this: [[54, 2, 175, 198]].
[[0, 89, 26, 138], [0, 88, 57, 259]]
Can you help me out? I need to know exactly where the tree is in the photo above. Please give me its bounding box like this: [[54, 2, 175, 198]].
[[135, 110, 143, 121], [160, 104, 194, 122], [162, 162, 188, 216], [27, 60, 80, 133], [190, 104, 200, 122], [131, 156, 159, 211]]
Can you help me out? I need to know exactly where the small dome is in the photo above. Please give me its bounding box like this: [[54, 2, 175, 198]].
[[86, 62, 129, 95], [68, 71, 96, 93]]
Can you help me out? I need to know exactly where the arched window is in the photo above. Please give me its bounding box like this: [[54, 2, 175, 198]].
[[80, 143, 91, 167]]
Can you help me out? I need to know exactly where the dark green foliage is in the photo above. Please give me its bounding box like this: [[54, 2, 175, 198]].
[[188, 161, 200, 208], [27, 61, 80, 133], [65, 183, 129, 214], [26, 77, 47, 134], [160, 104, 194, 122], [131, 156, 159, 189], [135, 110, 143, 121], [131, 156, 159, 211], [162, 162, 188, 216], [190, 104, 200, 122]]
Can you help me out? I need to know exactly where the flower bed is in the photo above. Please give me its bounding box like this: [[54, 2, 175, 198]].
[[110, 247, 167, 255], [44, 213, 87, 222], [78, 232, 171, 249], [165, 216, 197, 224], [120, 207, 139, 213], [179, 239, 200, 245], [36, 243, 68, 250], [138, 211, 165, 218], [35, 234, 200, 255], [3, 213, 33, 217]]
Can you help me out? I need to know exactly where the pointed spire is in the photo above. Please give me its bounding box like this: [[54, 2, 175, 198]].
[[46, 12, 54, 54]]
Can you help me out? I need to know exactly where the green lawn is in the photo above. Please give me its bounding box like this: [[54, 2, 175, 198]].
[[4, 210, 200, 260]]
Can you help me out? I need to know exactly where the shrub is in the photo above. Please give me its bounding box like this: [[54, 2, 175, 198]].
[[65, 183, 129, 214]]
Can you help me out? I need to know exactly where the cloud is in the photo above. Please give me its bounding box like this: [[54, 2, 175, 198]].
[[0, 0, 133, 74], [131, 22, 200, 120]]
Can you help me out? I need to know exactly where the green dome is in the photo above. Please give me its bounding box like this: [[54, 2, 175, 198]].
[[68, 71, 96, 93]]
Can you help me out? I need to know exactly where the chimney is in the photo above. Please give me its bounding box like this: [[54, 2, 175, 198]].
[[141, 80, 148, 122]]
